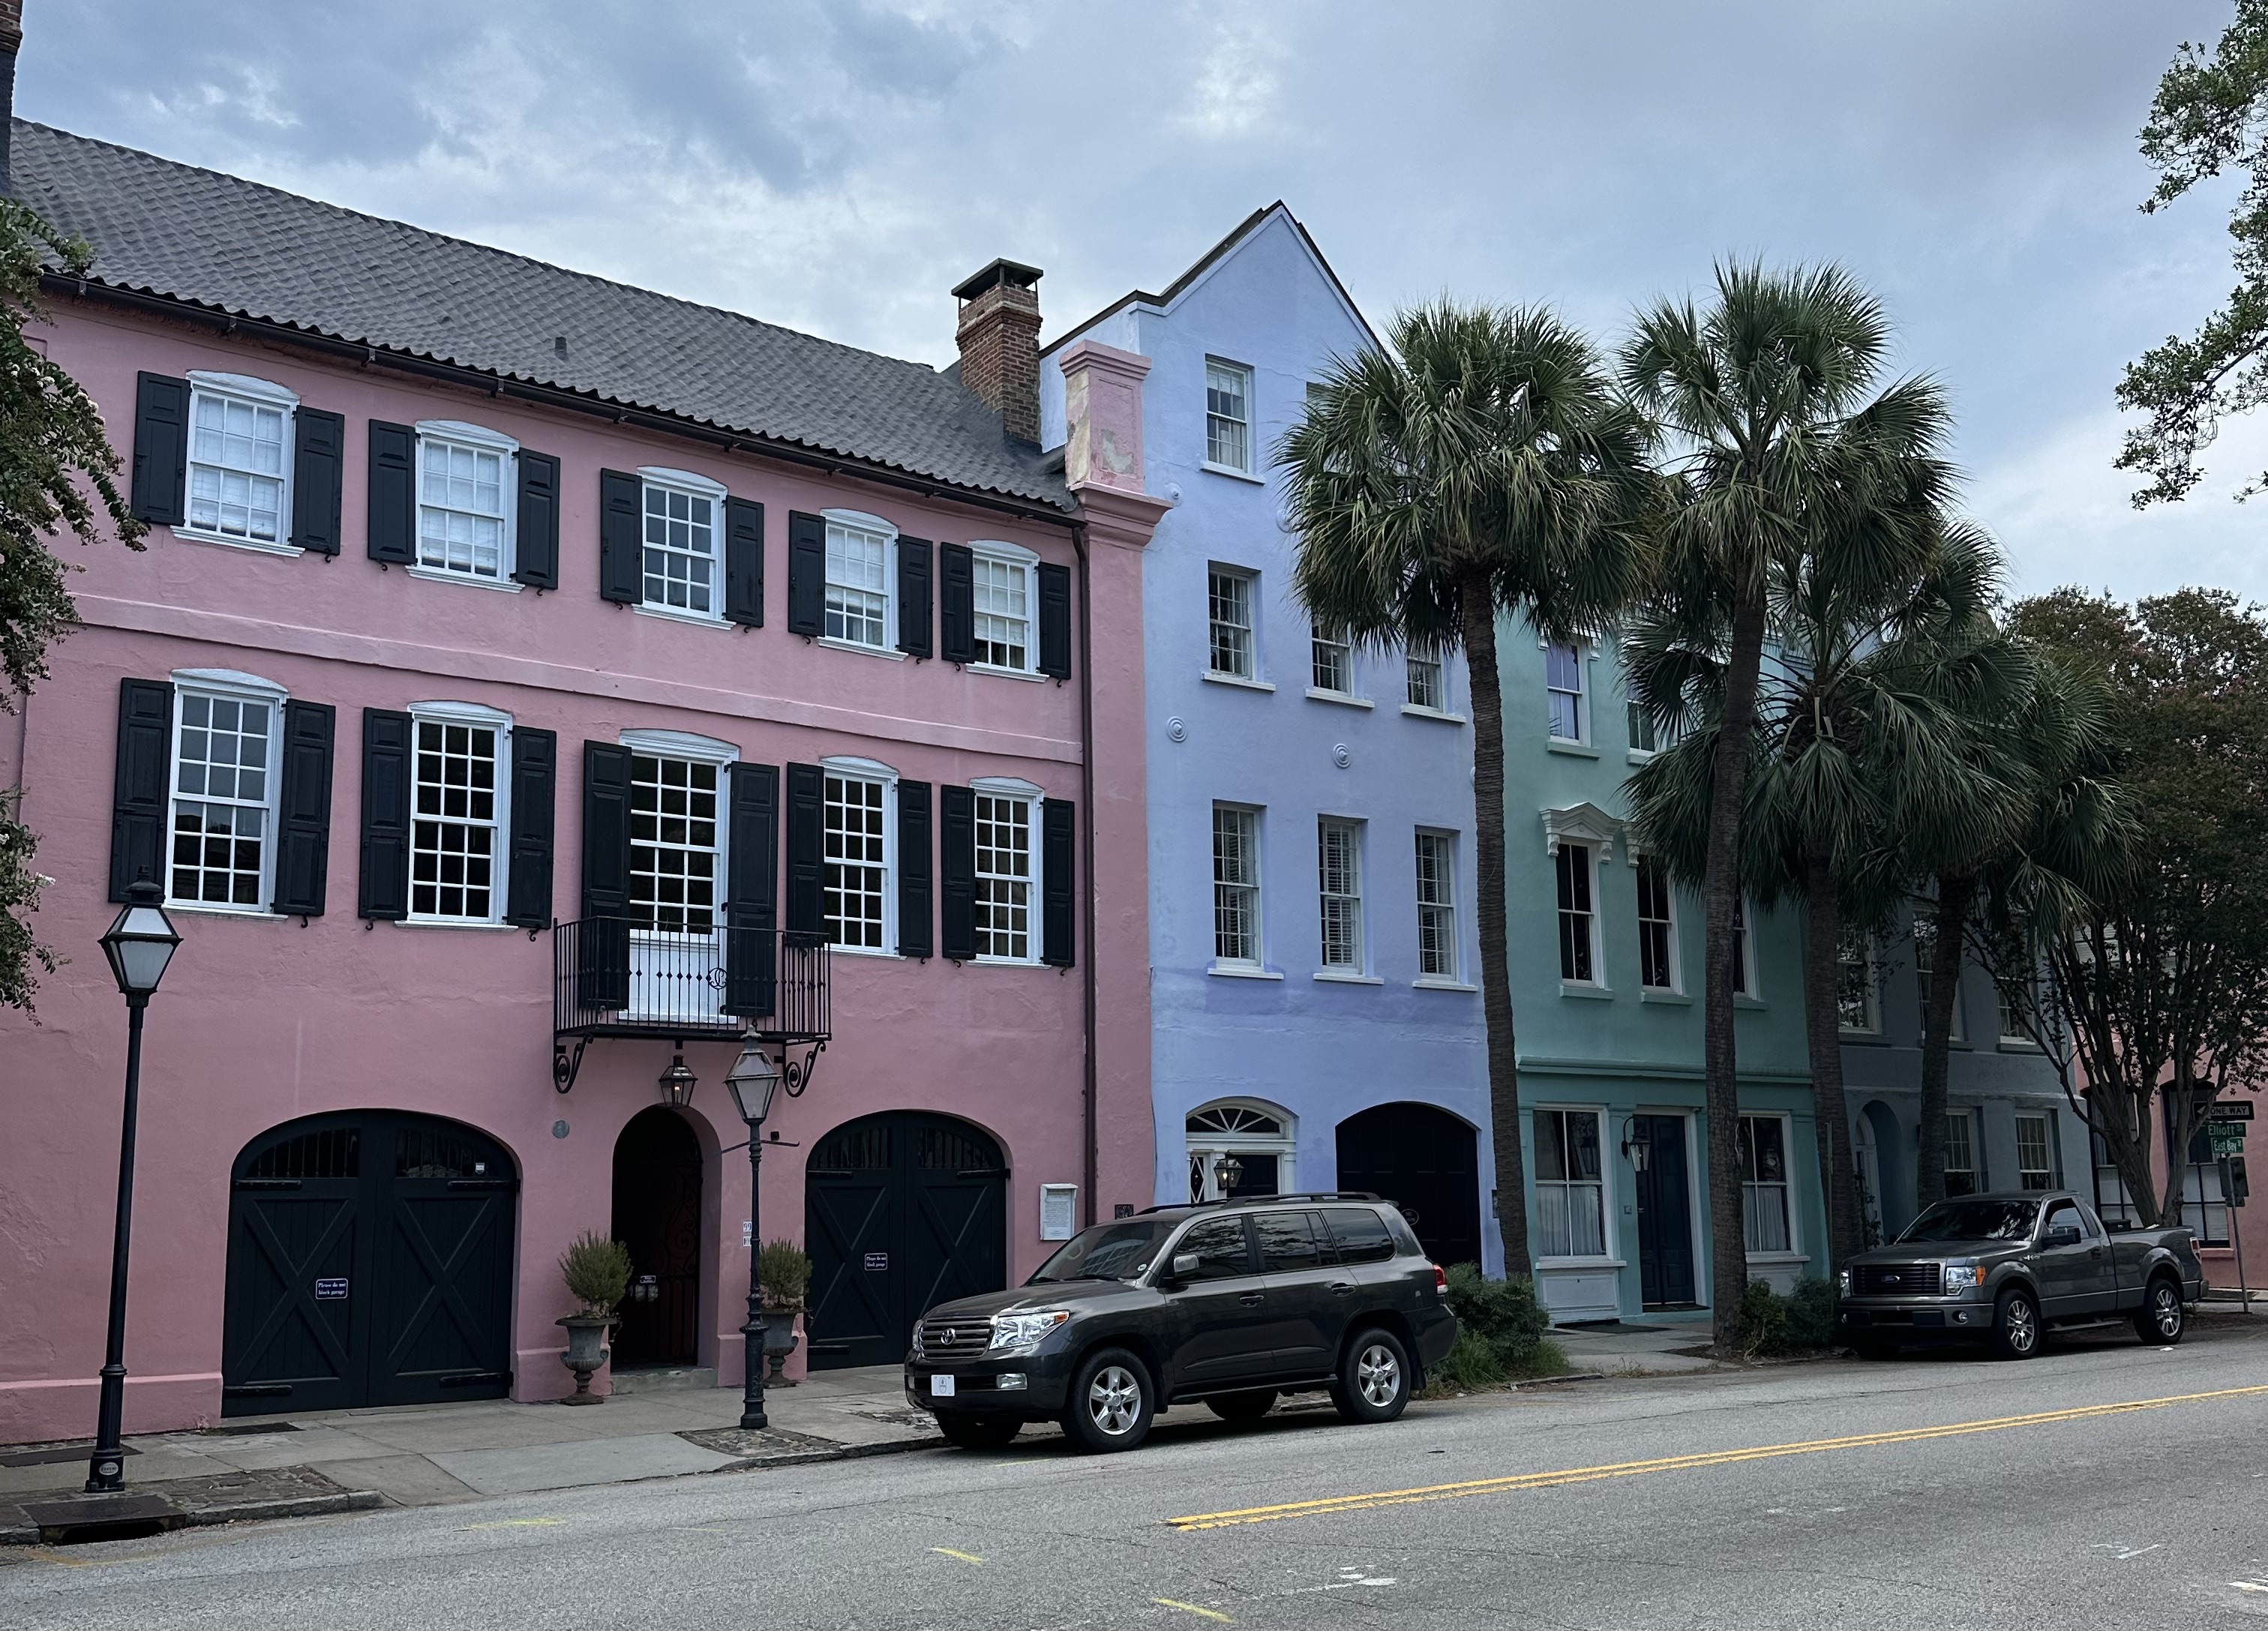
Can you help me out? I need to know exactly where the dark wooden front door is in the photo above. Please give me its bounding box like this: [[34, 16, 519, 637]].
[[222, 1112, 515, 1416], [610, 1108, 704, 1369], [804, 1113, 1007, 1371], [1334, 1102, 1483, 1270], [1632, 1113, 1696, 1307]]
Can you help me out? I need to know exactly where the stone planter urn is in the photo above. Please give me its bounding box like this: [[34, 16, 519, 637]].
[[558, 1314, 616, 1405], [761, 1306, 802, 1384]]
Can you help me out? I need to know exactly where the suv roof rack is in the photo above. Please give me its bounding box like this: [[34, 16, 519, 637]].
[[1134, 1191, 1384, 1214]]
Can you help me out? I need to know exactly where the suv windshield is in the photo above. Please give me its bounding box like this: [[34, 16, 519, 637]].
[[1028, 1220, 1172, 1284], [1899, 1199, 2039, 1243]]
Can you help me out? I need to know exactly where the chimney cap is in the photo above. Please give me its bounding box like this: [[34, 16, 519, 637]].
[[952, 258, 1044, 303]]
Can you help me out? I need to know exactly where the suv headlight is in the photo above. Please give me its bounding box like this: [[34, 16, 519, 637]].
[[988, 1310, 1070, 1357], [911, 1324, 927, 1360], [1837, 1268, 1852, 1297], [1942, 1262, 1982, 1293]]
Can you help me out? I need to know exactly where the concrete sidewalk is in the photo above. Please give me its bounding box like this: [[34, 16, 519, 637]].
[[1550, 1320, 1724, 1375]]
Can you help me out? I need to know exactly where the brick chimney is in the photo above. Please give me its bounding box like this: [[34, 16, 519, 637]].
[[953, 258, 1043, 446], [0, 0, 22, 197]]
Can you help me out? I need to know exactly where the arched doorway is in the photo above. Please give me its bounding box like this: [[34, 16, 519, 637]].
[[1334, 1102, 1482, 1271], [222, 1111, 517, 1416], [1185, 1101, 1295, 1202], [610, 1108, 704, 1370], [804, 1112, 1007, 1371]]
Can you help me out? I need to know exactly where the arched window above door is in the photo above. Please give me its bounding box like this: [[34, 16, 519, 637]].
[[1185, 1099, 1295, 1204]]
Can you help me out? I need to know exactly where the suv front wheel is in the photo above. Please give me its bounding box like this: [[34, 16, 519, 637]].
[[1062, 1348, 1154, 1453], [1331, 1327, 1412, 1424]]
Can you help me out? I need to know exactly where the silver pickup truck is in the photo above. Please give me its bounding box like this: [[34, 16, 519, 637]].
[[1835, 1190, 2204, 1360]]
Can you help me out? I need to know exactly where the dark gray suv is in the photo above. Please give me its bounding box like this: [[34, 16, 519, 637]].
[[902, 1195, 1459, 1453]]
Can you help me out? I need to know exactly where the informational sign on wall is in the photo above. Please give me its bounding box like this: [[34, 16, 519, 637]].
[[1039, 1183, 1078, 1241]]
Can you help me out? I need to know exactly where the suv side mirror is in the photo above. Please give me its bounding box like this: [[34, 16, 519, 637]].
[[2044, 1225, 2081, 1247], [1168, 1252, 1201, 1283]]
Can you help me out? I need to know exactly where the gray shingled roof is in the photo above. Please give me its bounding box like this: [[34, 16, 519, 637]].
[[14, 121, 1072, 511]]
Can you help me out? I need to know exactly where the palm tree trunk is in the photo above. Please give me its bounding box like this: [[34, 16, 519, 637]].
[[1799, 844, 1864, 1272], [1915, 872, 1976, 1210], [1460, 570, 1532, 1280], [1702, 583, 1767, 1352]]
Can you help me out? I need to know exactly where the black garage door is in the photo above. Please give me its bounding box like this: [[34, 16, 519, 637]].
[[804, 1113, 1006, 1371], [1335, 1101, 1483, 1271], [222, 1111, 517, 1415]]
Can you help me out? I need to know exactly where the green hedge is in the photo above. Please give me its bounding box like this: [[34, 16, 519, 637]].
[[1428, 1263, 1564, 1389], [1736, 1276, 1838, 1356]]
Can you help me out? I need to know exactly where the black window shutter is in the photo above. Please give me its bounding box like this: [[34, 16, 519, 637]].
[[1042, 797, 1076, 967], [724, 762, 780, 1018], [597, 469, 644, 604], [896, 538, 932, 658], [109, 678, 173, 901], [939, 543, 975, 664], [514, 451, 561, 590], [273, 700, 336, 916], [290, 409, 346, 556], [724, 496, 765, 628], [898, 779, 932, 958], [785, 511, 825, 636], [784, 762, 824, 935], [577, 742, 634, 1009], [504, 727, 556, 928], [358, 709, 412, 919], [129, 373, 188, 526], [366, 421, 416, 564], [1037, 562, 1072, 681], [940, 784, 975, 961]]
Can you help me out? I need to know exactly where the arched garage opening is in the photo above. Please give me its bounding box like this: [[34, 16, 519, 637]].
[[1334, 1102, 1482, 1270]]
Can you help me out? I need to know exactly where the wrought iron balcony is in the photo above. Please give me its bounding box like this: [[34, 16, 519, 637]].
[[552, 919, 828, 1089]]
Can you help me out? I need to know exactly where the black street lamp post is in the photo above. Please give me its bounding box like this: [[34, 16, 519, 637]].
[[724, 1041, 782, 1432], [88, 880, 181, 1495]]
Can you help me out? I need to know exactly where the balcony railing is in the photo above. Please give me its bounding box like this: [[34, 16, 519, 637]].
[[553, 919, 830, 1045]]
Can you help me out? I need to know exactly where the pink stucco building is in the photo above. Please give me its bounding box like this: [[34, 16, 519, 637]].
[[0, 121, 1162, 1441]]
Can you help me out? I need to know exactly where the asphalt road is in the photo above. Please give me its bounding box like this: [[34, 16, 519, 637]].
[[7, 1319, 2267, 1631]]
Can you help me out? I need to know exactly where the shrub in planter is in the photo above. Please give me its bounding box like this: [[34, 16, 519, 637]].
[[560, 1231, 633, 1319], [757, 1238, 812, 1309], [1737, 1280, 1790, 1357]]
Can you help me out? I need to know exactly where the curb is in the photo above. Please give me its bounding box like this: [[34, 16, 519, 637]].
[[2, 1488, 382, 1546], [713, 1433, 944, 1473]]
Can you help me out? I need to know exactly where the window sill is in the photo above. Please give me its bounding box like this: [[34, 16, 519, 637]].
[[633, 602, 730, 630], [407, 563, 522, 594], [1546, 739, 1601, 758], [974, 954, 1043, 967], [1734, 995, 1767, 1010], [1627, 749, 1658, 766], [1414, 977, 1478, 993], [1560, 982, 1614, 1000], [171, 526, 302, 558], [970, 662, 1046, 683], [1313, 970, 1384, 985], [1201, 460, 1265, 485], [164, 902, 286, 921], [1209, 964, 1282, 981], [1639, 988, 1692, 1006], [1746, 1250, 1809, 1266], [1996, 1040, 2044, 1053], [830, 944, 906, 960], [818, 635, 904, 661], [1537, 1256, 1627, 1271], [397, 917, 518, 931], [1305, 688, 1372, 709], [1840, 1027, 1886, 1042], [1401, 704, 1466, 726], [1201, 672, 1276, 694]]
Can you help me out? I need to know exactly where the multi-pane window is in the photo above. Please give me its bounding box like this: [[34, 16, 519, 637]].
[[410, 718, 500, 920], [630, 756, 718, 934], [1204, 358, 1252, 472], [1546, 641, 1585, 740], [1943, 1111, 1978, 1197], [642, 483, 717, 616], [970, 554, 1030, 670], [824, 520, 890, 646], [186, 385, 288, 545], [1628, 700, 1658, 754], [1998, 981, 2036, 1045], [1732, 897, 1756, 997], [1317, 818, 1364, 972], [1536, 1108, 1606, 1258], [1414, 831, 1457, 980], [1737, 1116, 1792, 1252], [1208, 568, 1255, 678], [1836, 929, 1879, 1031], [1913, 913, 1963, 1040], [2092, 1131, 2138, 1228], [417, 434, 509, 580], [824, 773, 888, 950], [1556, 843, 1596, 983], [1212, 804, 1260, 965], [170, 690, 274, 907], [1311, 621, 1352, 694], [1406, 650, 1444, 711], [974, 793, 1035, 961], [2016, 1111, 2057, 1190], [1635, 858, 1676, 991]]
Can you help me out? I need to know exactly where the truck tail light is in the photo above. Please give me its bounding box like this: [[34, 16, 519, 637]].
[[1432, 1264, 1448, 1297]]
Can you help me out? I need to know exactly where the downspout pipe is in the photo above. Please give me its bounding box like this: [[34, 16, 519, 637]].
[[1073, 520, 1097, 1228]]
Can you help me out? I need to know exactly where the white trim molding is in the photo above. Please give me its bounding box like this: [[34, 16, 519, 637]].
[[187, 369, 299, 407], [640, 465, 730, 501], [170, 667, 287, 699], [408, 699, 514, 728], [970, 774, 1043, 799], [1542, 802, 1621, 861], [820, 505, 898, 538], [416, 418, 520, 453], [620, 727, 739, 764], [823, 754, 902, 784]]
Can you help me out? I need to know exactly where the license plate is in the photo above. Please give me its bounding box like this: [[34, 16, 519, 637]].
[[932, 1375, 956, 1399]]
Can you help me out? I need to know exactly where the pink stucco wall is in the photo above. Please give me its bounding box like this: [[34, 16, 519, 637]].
[[0, 299, 1155, 1441]]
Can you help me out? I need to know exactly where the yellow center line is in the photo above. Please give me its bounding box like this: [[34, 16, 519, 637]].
[[930, 1547, 986, 1565], [1168, 1382, 2268, 1531], [1153, 1599, 1236, 1623]]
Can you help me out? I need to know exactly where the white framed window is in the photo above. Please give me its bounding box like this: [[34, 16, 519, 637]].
[[825, 510, 897, 649], [2092, 1131, 2138, 1228], [2016, 1111, 2059, 1190], [1204, 358, 1253, 474], [1208, 566, 1256, 679], [182, 372, 296, 552], [1317, 817, 1364, 973], [1535, 1107, 1607, 1259], [640, 468, 726, 619], [1406, 649, 1445, 712], [415, 421, 516, 583], [1944, 1109, 1980, 1197], [631, 752, 722, 934], [1998, 980, 2041, 1048], [1635, 857, 1678, 992], [1732, 897, 1759, 998], [1414, 829, 1458, 982], [1836, 929, 1879, 1033], [1737, 1115, 1793, 1252], [167, 670, 284, 911], [1186, 1100, 1294, 1201], [973, 784, 1039, 963], [824, 760, 895, 952], [1546, 640, 1586, 742], [1212, 803, 1262, 967], [1912, 912, 1964, 1041], [969, 541, 1036, 673], [408, 702, 511, 923], [1556, 841, 1599, 984], [1310, 620, 1352, 695], [1629, 697, 1680, 756]]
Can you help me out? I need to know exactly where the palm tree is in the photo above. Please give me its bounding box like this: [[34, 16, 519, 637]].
[[1620, 264, 1953, 1347], [1282, 301, 1654, 1279]]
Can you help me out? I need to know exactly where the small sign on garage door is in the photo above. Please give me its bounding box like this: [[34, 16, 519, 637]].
[[864, 1252, 889, 1272]]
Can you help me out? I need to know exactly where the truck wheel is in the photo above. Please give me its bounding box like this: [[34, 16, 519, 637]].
[[1205, 1390, 1277, 1426], [1990, 1285, 2041, 1360], [937, 1414, 1022, 1450], [1061, 1348, 1154, 1453], [2133, 1276, 2186, 1346], [1331, 1328, 1412, 1423]]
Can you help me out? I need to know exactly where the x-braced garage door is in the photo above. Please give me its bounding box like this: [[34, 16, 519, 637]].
[[221, 1111, 518, 1415]]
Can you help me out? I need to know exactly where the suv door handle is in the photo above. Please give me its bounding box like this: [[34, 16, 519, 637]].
[[1238, 1291, 1264, 1306], [1328, 1282, 1355, 1295], [2089, 1247, 2103, 1258]]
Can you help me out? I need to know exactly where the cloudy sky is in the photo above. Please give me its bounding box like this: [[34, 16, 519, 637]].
[[22, 1, 2264, 602]]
